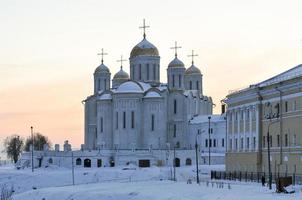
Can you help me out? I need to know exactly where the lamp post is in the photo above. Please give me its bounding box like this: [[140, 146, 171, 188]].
[[31, 126, 34, 172], [208, 116, 211, 165], [195, 130, 205, 184]]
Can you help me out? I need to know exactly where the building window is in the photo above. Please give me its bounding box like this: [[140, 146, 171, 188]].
[[123, 111, 126, 129], [189, 81, 192, 90], [246, 137, 250, 149], [116, 112, 118, 129], [172, 75, 175, 87], [222, 138, 225, 147], [209, 139, 212, 147], [293, 101, 297, 111], [253, 137, 256, 150], [277, 134, 280, 147], [293, 134, 297, 146], [263, 136, 266, 148], [76, 158, 82, 165], [173, 124, 176, 138], [285, 134, 288, 147], [131, 111, 135, 129], [174, 99, 177, 114], [98, 79, 100, 91], [196, 81, 199, 90], [104, 79, 107, 89], [100, 117, 103, 132], [213, 139, 216, 147], [179, 74, 181, 87], [269, 135, 272, 147], [229, 139, 232, 150], [151, 114, 155, 131], [153, 64, 156, 80], [235, 139, 238, 150], [139, 64, 142, 80], [240, 138, 243, 150], [205, 139, 208, 147], [246, 110, 250, 120], [147, 64, 150, 80]]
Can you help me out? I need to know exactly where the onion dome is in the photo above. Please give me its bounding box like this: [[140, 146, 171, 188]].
[[130, 38, 159, 58], [113, 67, 129, 80], [185, 64, 201, 75], [94, 63, 110, 74], [168, 57, 185, 68]]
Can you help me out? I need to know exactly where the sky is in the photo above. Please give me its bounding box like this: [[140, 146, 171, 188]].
[[0, 0, 302, 153]]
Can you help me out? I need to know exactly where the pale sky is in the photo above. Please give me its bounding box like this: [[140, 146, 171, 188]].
[[1, 0, 302, 152]]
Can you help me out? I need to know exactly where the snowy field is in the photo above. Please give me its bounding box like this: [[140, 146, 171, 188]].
[[0, 164, 301, 200]]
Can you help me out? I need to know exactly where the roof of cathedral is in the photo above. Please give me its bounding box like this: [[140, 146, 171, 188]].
[[144, 91, 161, 98], [115, 81, 143, 93], [99, 93, 112, 100], [113, 67, 129, 79], [130, 38, 159, 58], [94, 63, 110, 73], [168, 57, 185, 68], [185, 64, 201, 75]]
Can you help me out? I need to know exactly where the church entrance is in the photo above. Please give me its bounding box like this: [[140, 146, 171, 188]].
[[139, 159, 150, 168], [84, 159, 91, 168], [174, 158, 180, 167]]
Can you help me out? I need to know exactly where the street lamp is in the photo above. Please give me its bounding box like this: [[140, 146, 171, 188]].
[[31, 126, 34, 173], [208, 116, 211, 165], [195, 130, 205, 184]]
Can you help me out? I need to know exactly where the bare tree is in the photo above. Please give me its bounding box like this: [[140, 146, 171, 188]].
[[3, 135, 24, 163], [0, 184, 14, 200], [24, 132, 51, 151]]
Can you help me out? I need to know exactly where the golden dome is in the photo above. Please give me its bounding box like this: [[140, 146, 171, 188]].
[[185, 64, 201, 75], [130, 38, 159, 58]]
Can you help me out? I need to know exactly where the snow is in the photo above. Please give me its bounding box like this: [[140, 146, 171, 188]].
[[115, 81, 143, 93], [99, 93, 112, 100], [144, 91, 161, 98], [0, 164, 301, 200]]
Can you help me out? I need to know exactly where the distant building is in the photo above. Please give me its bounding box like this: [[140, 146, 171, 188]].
[[224, 64, 302, 174]]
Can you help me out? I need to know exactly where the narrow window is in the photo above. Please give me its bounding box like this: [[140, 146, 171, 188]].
[[173, 124, 176, 138], [174, 99, 177, 114], [263, 136, 266, 148], [98, 79, 101, 91], [153, 64, 156, 80], [205, 139, 208, 147], [131, 111, 135, 129], [139, 64, 142, 80], [172, 75, 175, 87], [229, 139, 232, 150], [116, 112, 118, 129], [277, 134, 280, 147], [178, 74, 181, 87], [214, 139, 216, 147], [147, 64, 150, 80], [222, 138, 225, 147], [196, 81, 199, 90], [151, 114, 155, 131], [246, 137, 249, 149], [189, 81, 192, 90], [104, 79, 107, 90], [293, 134, 297, 146], [100, 117, 103, 132], [285, 134, 288, 147], [269, 135, 272, 147], [209, 139, 212, 147], [285, 101, 288, 112], [253, 137, 256, 150], [240, 138, 243, 149], [235, 139, 238, 150], [123, 111, 126, 129]]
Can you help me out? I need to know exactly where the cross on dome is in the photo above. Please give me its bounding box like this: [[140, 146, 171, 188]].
[[97, 48, 108, 64], [170, 41, 182, 58], [139, 19, 150, 39], [117, 55, 127, 69], [188, 50, 198, 65]]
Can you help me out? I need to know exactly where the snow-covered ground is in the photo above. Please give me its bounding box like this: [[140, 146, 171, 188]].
[[0, 164, 301, 200]]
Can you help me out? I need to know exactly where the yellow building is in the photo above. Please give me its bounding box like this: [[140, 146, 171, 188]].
[[224, 64, 302, 175]]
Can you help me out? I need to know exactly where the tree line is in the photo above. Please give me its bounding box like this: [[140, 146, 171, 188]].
[[3, 133, 51, 163]]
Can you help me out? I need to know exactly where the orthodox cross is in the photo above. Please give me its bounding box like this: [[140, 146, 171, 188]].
[[188, 50, 198, 64], [97, 48, 108, 64], [139, 19, 150, 39], [117, 55, 127, 69], [170, 41, 182, 58]]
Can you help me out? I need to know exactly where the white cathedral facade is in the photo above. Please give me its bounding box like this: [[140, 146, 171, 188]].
[[84, 32, 213, 152], [20, 23, 227, 169]]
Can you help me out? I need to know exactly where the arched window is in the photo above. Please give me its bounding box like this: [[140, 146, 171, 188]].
[[186, 158, 192, 166], [76, 158, 82, 165], [48, 158, 53, 164], [189, 81, 192, 90], [196, 81, 199, 90], [100, 117, 103, 132], [97, 159, 102, 167], [174, 99, 177, 114], [174, 158, 180, 167], [84, 159, 91, 168], [151, 114, 155, 131]]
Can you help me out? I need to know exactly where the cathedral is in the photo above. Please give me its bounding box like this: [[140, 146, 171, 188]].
[[83, 21, 213, 152]]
